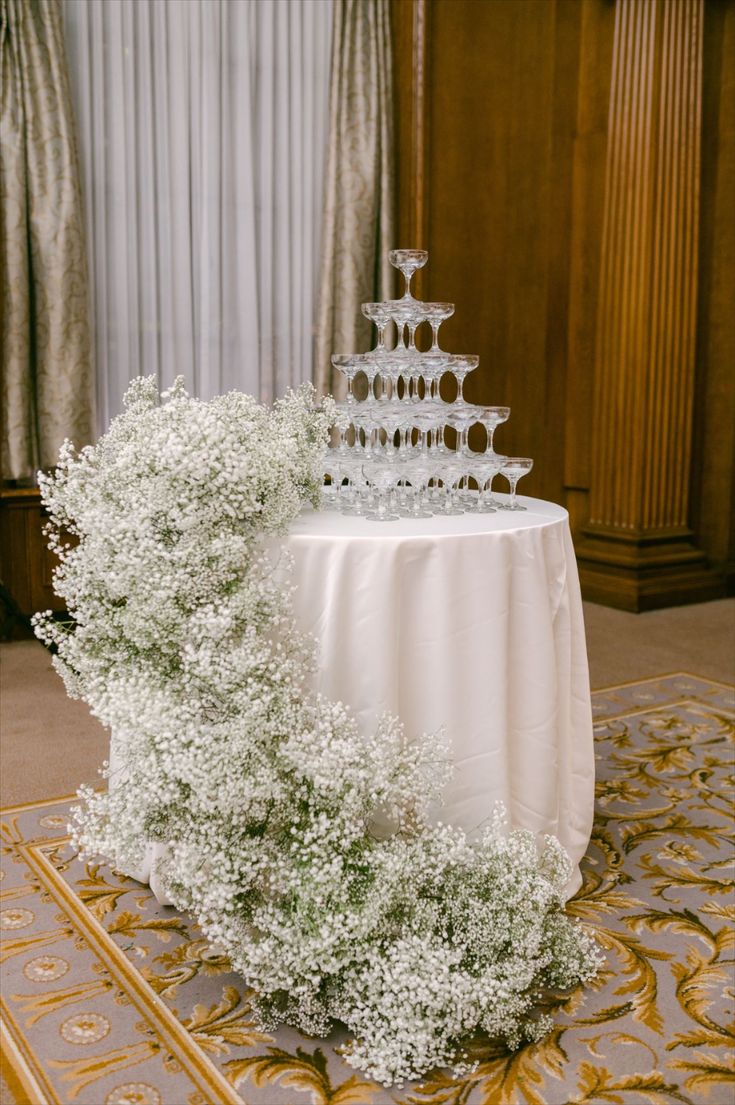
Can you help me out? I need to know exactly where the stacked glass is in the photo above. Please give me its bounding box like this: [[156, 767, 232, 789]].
[[324, 249, 533, 520]]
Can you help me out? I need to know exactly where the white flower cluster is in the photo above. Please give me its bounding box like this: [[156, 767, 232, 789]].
[[34, 378, 602, 1085]]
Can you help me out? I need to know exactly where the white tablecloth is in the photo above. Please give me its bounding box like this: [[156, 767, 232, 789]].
[[116, 495, 595, 901], [285, 497, 594, 897]]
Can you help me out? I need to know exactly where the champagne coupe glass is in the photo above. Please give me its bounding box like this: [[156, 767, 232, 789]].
[[446, 404, 482, 455], [419, 353, 448, 398], [482, 458, 507, 508], [323, 455, 342, 509], [364, 360, 380, 399], [339, 454, 366, 515], [500, 457, 534, 510], [334, 396, 360, 451], [453, 448, 478, 507], [393, 300, 424, 352], [422, 452, 441, 512], [364, 461, 400, 521], [361, 303, 393, 351], [447, 355, 480, 401], [437, 457, 464, 515], [408, 364, 424, 400], [331, 354, 363, 400], [477, 406, 511, 454], [348, 397, 377, 444], [432, 421, 449, 454], [376, 401, 409, 454], [424, 302, 455, 350], [401, 456, 433, 518], [390, 306, 408, 353], [411, 407, 440, 459], [407, 303, 426, 352], [474, 454, 506, 512], [462, 455, 491, 511], [381, 357, 403, 400], [389, 249, 429, 300]]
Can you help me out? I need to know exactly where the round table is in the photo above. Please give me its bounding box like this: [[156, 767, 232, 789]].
[[284, 496, 594, 898], [120, 494, 594, 902]]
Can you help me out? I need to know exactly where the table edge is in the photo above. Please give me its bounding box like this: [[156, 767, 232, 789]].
[[284, 499, 570, 543]]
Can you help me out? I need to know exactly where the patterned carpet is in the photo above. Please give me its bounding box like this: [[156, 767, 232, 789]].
[[1, 673, 733, 1105]]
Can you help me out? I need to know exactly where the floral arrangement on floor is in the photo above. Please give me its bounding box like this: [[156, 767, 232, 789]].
[[34, 378, 602, 1085]]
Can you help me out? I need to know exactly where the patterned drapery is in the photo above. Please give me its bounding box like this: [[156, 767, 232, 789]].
[[315, 0, 396, 398], [0, 0, 93, 480]]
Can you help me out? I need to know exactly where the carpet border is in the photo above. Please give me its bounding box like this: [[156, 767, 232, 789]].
[[593, 697, 735, 725], [6, 836, 246, 1105], [0, 793, 79, 816], [0, 1003, 56, 1105], [590, 669, 734, 693]]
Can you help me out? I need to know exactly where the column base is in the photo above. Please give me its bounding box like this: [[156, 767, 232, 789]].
[[575, 525, 727, 612]]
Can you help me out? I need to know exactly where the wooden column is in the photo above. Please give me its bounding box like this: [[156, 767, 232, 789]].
[[576, 0, 723, 610]]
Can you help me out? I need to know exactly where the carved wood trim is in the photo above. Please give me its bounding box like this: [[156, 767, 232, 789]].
[[589, 0, 703, 534]]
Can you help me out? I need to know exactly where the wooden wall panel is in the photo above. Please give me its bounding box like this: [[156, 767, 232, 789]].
[[421, 0, 569, 502], [588, 0, 702, 534], [574, 0, 725, 608], [565, 0, 617, 533], [392, 0, 733, 608], [391, 0, 616, 507], [691, 0, 735, 583], [392, 0, 429, 258], [0, 489, 66, 638]]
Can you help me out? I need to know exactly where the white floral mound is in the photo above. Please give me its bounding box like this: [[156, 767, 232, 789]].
[[35, 378, 602, 1085]]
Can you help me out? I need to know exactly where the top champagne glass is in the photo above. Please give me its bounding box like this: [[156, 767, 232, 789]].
[[389, 249, 428, 300]]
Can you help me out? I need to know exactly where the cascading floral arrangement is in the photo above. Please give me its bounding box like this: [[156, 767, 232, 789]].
[[34, 377, 602, 1085]]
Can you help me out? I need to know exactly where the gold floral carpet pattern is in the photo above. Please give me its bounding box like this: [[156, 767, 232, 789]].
[[1, 673, 733, 1105]]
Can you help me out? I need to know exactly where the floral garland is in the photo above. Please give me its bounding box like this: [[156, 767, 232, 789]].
[[34, 378, 602, 1085]]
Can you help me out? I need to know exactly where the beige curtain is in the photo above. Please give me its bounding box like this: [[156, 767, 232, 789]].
[[0, 0, 93, 481], [315, 0, 395, 398]]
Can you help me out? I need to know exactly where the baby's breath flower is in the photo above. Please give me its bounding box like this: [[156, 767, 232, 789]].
[[37, 376, 602, 1086]]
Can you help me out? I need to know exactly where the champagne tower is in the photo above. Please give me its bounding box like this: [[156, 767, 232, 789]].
[[325, 250, 532, 519]]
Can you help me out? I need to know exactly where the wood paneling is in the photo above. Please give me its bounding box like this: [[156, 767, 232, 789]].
[[392, 0, 734, 609], [691, 0, 735, 585], [0, 488, 66, 638], [565, 0, 617, 533], [392, 0, 612, 505], [589, 0, 701, 533], [576, 0, 725, 608], [392, 0, 429, 262], [423, 0, 572, 495]]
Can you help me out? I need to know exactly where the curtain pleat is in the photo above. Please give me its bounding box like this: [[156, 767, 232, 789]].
[[0, 0, 94, 479], [315, 0, 396, 399], [63, 0, 333, 431]]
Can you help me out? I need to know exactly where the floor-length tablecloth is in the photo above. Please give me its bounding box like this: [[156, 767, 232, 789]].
[[115, 495, 595, 901]]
